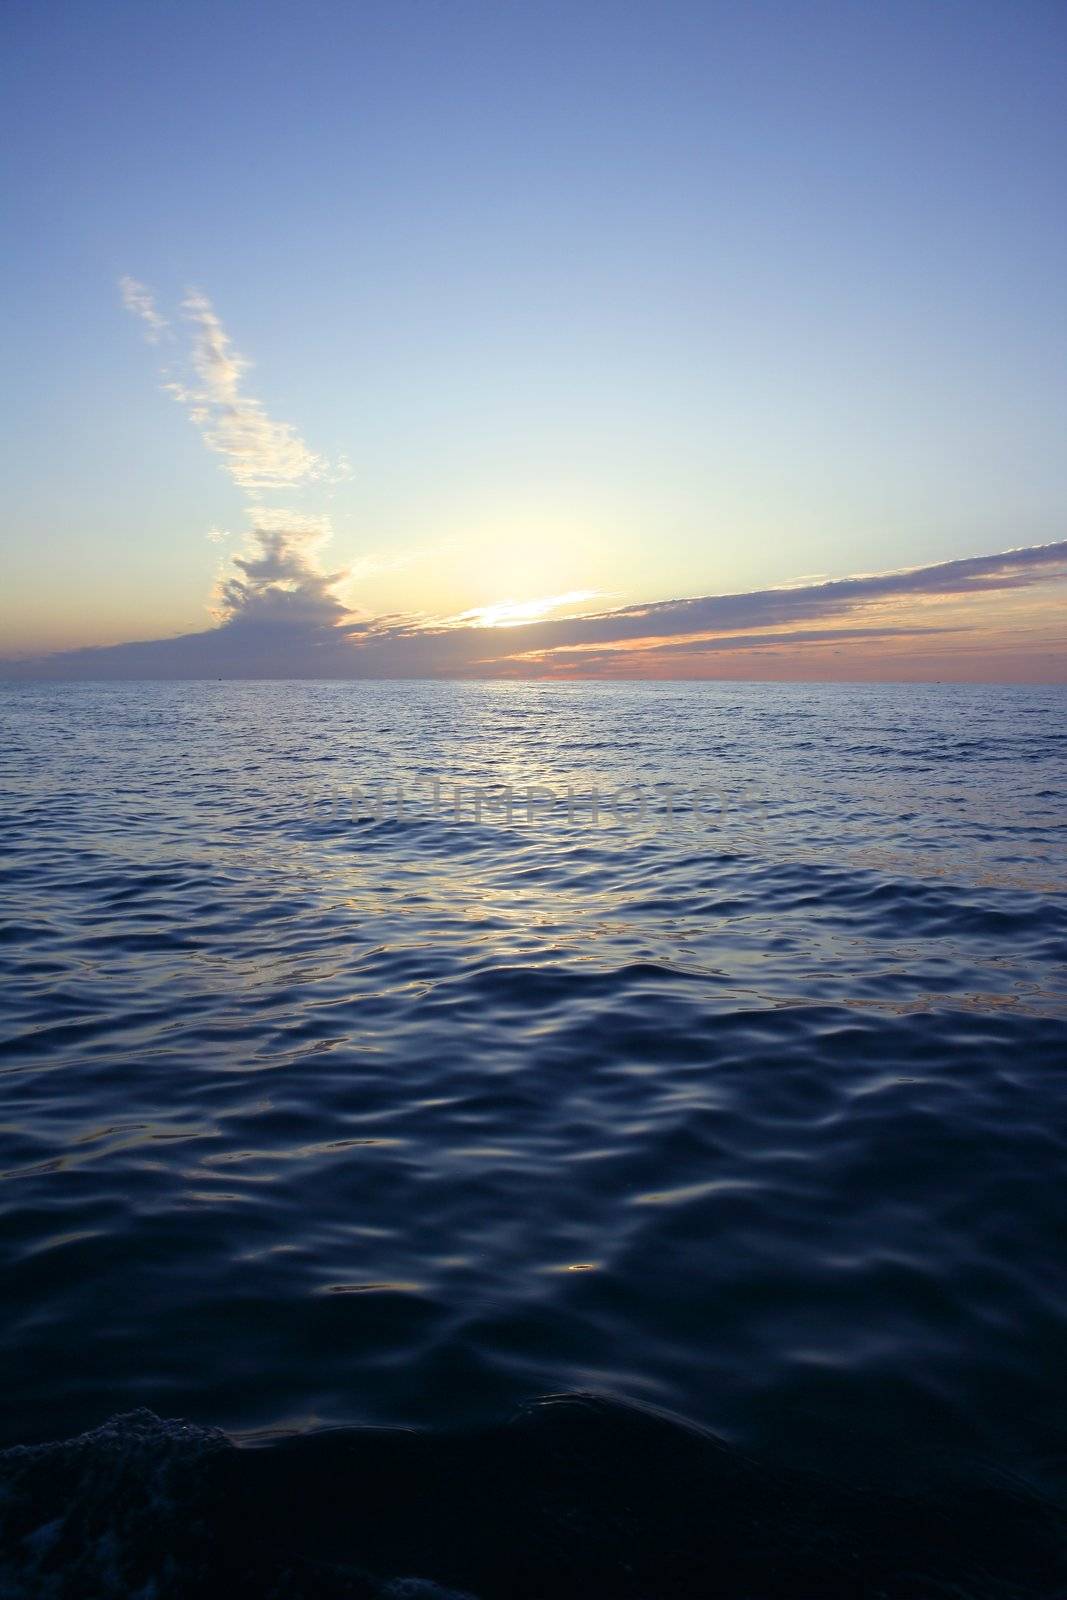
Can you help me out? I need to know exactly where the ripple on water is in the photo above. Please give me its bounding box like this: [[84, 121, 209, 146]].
[[0, 679, 1065, 1509]]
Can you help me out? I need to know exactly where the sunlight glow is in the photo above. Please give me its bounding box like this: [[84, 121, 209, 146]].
[[444, 590, 603, 629]]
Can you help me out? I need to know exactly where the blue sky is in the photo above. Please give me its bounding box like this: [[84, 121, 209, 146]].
[[2, 0, 1066, 676]]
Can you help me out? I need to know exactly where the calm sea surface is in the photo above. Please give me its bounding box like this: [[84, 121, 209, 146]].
[[1, 680, 1065, 1596]]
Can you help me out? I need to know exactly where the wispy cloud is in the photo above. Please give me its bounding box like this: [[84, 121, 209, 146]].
[[120, 279, 352, 642], [481, 625, 966, 678], [166, 291, 328, 493], [118, 276, 169, 343]]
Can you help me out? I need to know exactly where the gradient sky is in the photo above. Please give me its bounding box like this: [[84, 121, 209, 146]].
[[2, 0, 1066, 677]]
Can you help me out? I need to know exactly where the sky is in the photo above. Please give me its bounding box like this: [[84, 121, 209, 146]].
[[1, 0, 1065, 680]]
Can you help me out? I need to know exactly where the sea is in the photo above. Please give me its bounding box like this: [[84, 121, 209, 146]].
[[1, 678, 1065, 1598]]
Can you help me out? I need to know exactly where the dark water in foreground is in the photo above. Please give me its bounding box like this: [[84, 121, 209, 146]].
[[1, 680, 1065, 1596]]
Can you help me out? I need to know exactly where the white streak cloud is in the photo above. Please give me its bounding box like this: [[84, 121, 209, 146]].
[[119, 276, 169, 343], [120, 279, 351, 641], [168, 291, 327, 492]]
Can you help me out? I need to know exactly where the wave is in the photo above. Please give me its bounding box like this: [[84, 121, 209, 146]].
[[1, 1395, 1064, 1599]]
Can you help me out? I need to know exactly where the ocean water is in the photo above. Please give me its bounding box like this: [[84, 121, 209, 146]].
[[1, 679, 1065, 1597]]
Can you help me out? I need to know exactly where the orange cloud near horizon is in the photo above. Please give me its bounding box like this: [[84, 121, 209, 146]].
[[472, 583, 1067, 682], [4, 542, 1066, 684]]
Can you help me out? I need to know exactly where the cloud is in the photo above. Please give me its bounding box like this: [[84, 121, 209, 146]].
[[505, 540, 1067, 652], [492, 625, 966, 673], [119, 276, 169, 343], [166, 291, 327, 492], [335, 539, 1067, 676], [211, 510, 350, 630], [4, 538, 1065, 680], [8, 281, 1057, 683], [118, 280, 352, 644]]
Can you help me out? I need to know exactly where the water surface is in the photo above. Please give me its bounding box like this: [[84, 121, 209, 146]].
[[1, 680, 1065, 1592]]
